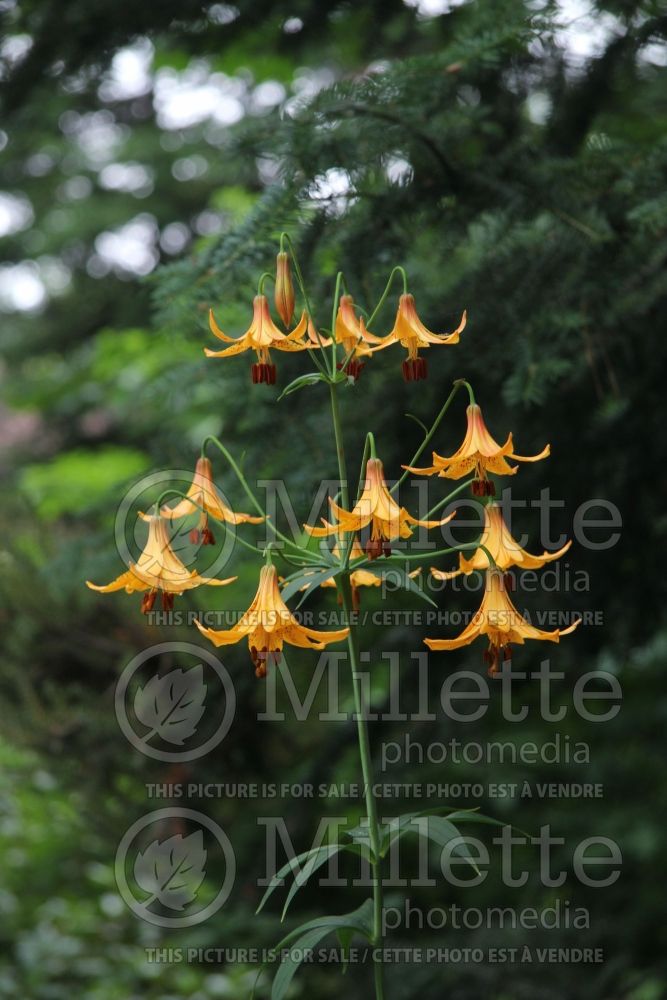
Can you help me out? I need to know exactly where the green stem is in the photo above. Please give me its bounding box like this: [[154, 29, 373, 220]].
[[391, 379, 467, 494], [328, 381, 385, 999], [366, 266, 408, 329], [257, 271, 273, 295], [201, 436, 321, 563], [153, 489, 265, 557], [365, 539, 495, 567], [425, 477, 475, 518]]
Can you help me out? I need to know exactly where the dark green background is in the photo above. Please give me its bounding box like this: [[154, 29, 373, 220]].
[[1, 1, 665, 997]]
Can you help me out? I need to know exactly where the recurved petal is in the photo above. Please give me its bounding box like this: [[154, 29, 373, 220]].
[[285, 624, 350, 649], [424, 614, 482, 650], [204, 341, 249, 358], [86, 569, 148, 594], [403, 509, 456, 529], [430, 565, 462, 580], [419, 309, 467, 345], [209, 308, 237, 342], [510, 443, 551, 463], [194, 617, 248, 646], [303, 516, 339, 537]]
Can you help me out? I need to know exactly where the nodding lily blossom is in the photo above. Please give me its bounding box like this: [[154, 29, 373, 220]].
[[160, 456, 264, 545], [305, 457, 454, 559], [86, 514, 236, 613], [431, 502, 572, 579], [274, 251, 295, 327], [206, 295, 310, 385], [374, 294, 466, 382], [405, 403, 549, 491], [334, 294, 384, 380], [195, 564, 350, 678], [424, 567, 580, 676]]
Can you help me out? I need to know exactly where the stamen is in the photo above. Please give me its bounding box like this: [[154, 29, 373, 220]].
[[161, 592, 175, 612], [189, 528, 201, 544], [141, 590, 157, 614], [364, 537, 384, 560]]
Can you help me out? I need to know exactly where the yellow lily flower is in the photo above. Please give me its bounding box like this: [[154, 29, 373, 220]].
[[160, 456, 264, 545], [304, 456, 454, 559], [405, 403, 549, 493], [424, 567, 580, 675], [195, 564, 350, 677], [274, 251, 295, 327], [431, 502, 572, 578], [86, 514, 236, 613], [334, 294, 384, 380], [373, 294, 466, 381], [205, 294, 310, 384]]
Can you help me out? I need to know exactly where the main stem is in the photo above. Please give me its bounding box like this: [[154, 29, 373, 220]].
[[328, 382, 385, 1000]]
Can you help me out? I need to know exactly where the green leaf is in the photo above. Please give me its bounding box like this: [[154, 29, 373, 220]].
[[277, 371, 330, 400], [379, 566, 437, 607], [270, 899, 374, 1000], [256, 845, 340, 915], [280, 566, 340, 604], [280, 844, 346, 921], [379, 811, 480, 873]]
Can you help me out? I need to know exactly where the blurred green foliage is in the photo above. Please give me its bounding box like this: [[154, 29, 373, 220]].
[[1, 0, 666, 997]]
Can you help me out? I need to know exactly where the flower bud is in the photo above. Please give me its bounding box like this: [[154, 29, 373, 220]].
[[274, 251, 295, 327]]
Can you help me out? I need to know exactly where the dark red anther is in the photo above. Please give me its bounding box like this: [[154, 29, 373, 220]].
[[503, 572, 514, 592], [337, 359, 365, 381], [161, 592, 175, 612], [250, 645, 280, 678], [266, 364, 277, 385], [402, 359, 414, 382], [189, 527, 200, 544], [503, 644, 512, 662], [251, 363, 260, 384], [141, 590, 157, 614], [382, 540, 392, 557], [417, 356, 428, 380], [201, 527, 215, 545], [483, 644, 500, 677], [364, 537, 385, 560]]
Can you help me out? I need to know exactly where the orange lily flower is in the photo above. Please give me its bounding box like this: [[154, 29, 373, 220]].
[[195, 564, 350, 677], [160, 456, 264, 545], [206, 294, 309, 384], [374, 294, 466, 381], [405, 403, 549, 493], [86, 514, 236, 613], [431, 502, 572, 578], [305, 456, 454, 559], [334, 294, 384, 380], [424, 567, 580, 675]]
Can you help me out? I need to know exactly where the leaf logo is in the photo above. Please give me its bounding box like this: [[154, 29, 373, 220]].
[[133, 831, 207, 910], [134, 665, 207, 745]]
